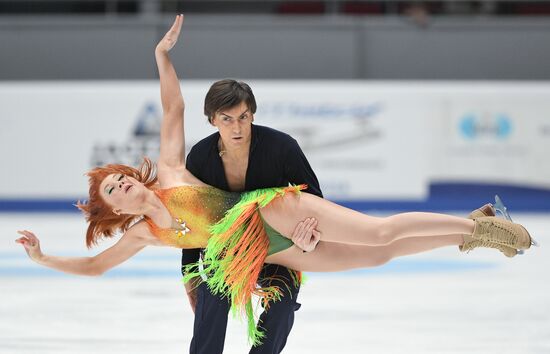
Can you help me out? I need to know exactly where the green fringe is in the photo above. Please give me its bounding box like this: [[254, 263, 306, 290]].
[[183, 185, 304, 346]]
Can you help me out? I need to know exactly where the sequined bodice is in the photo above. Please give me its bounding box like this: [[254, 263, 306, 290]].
[[146, 185, 240, 249]]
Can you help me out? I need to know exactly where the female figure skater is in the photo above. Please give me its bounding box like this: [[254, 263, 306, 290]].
[[15, 15, 534, 345]]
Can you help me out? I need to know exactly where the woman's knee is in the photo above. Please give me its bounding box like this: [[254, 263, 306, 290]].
[[367, 218, 396, 246]]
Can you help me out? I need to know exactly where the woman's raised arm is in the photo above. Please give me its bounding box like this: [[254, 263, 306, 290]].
[[15, 226, 149, 276], [155, 15, 186, 174]]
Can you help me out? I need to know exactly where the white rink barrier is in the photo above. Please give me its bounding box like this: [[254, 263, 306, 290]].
[[1, 81, 549, 205]]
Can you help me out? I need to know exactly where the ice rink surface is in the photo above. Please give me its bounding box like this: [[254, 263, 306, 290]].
[[1, 212, 548, 354]]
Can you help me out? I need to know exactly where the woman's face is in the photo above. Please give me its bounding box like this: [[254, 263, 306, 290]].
[[211, 101, 254, 149], [99, 173, 145, 215]]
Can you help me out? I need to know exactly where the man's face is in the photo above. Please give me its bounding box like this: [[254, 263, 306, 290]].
[[211, 101, 254, 149]]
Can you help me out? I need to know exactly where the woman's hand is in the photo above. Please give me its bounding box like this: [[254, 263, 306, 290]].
[[156, 14, 184, 54], [291, 217, 321, 253], [15, 230, 43, 262]]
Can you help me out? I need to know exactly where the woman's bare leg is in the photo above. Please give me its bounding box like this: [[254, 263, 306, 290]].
[[265, 234, 465, 272], [261, 193, 475, 247]]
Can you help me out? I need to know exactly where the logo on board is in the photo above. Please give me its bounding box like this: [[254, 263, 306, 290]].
[[263, 101, 383, 151], [90, 102, 161, 167], [459, 113, 512, 140]]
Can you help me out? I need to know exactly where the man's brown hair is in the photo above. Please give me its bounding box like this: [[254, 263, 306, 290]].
[[204, 79, 257, 123]]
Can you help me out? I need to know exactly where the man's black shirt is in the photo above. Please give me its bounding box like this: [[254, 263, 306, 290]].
[[182, 124, 323, 271]]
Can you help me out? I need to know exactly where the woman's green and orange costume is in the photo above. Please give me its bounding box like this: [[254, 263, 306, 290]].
[[144, 184, 306, 345]]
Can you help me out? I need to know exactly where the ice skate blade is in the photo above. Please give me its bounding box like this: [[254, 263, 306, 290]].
[[493, 195, 539, 249], [494, 195, 513, 222]]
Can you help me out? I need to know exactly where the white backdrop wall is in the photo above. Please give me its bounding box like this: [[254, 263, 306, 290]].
[[1, 81, 549, 204]]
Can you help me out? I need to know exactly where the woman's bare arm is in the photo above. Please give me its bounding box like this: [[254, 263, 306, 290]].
[[15, 226, 150, 276], [155, 15, 203, 186], [155, 15, 186, 174]]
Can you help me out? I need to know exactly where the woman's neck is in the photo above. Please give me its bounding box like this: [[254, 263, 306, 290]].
[[140, 189, 168, 220]]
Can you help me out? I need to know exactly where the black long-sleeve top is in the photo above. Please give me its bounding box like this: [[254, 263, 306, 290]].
[[181, 124, 323, 274]]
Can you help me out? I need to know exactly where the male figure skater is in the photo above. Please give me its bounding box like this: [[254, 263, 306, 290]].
[[182, 79, 322, 354]]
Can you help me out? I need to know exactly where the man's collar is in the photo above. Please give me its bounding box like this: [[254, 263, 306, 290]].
[[250, 123, 259, 154]]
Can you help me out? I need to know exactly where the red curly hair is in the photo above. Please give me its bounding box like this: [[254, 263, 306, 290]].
[[77, 157, 158, 248]]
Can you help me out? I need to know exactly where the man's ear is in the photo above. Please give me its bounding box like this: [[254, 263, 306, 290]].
[[209, 115, 217, 127]]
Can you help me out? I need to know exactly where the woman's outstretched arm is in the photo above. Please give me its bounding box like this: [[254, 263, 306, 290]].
[[155, 15, 202, 186], [15, 226, 149, 276], [156, 16, 186, 172]]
